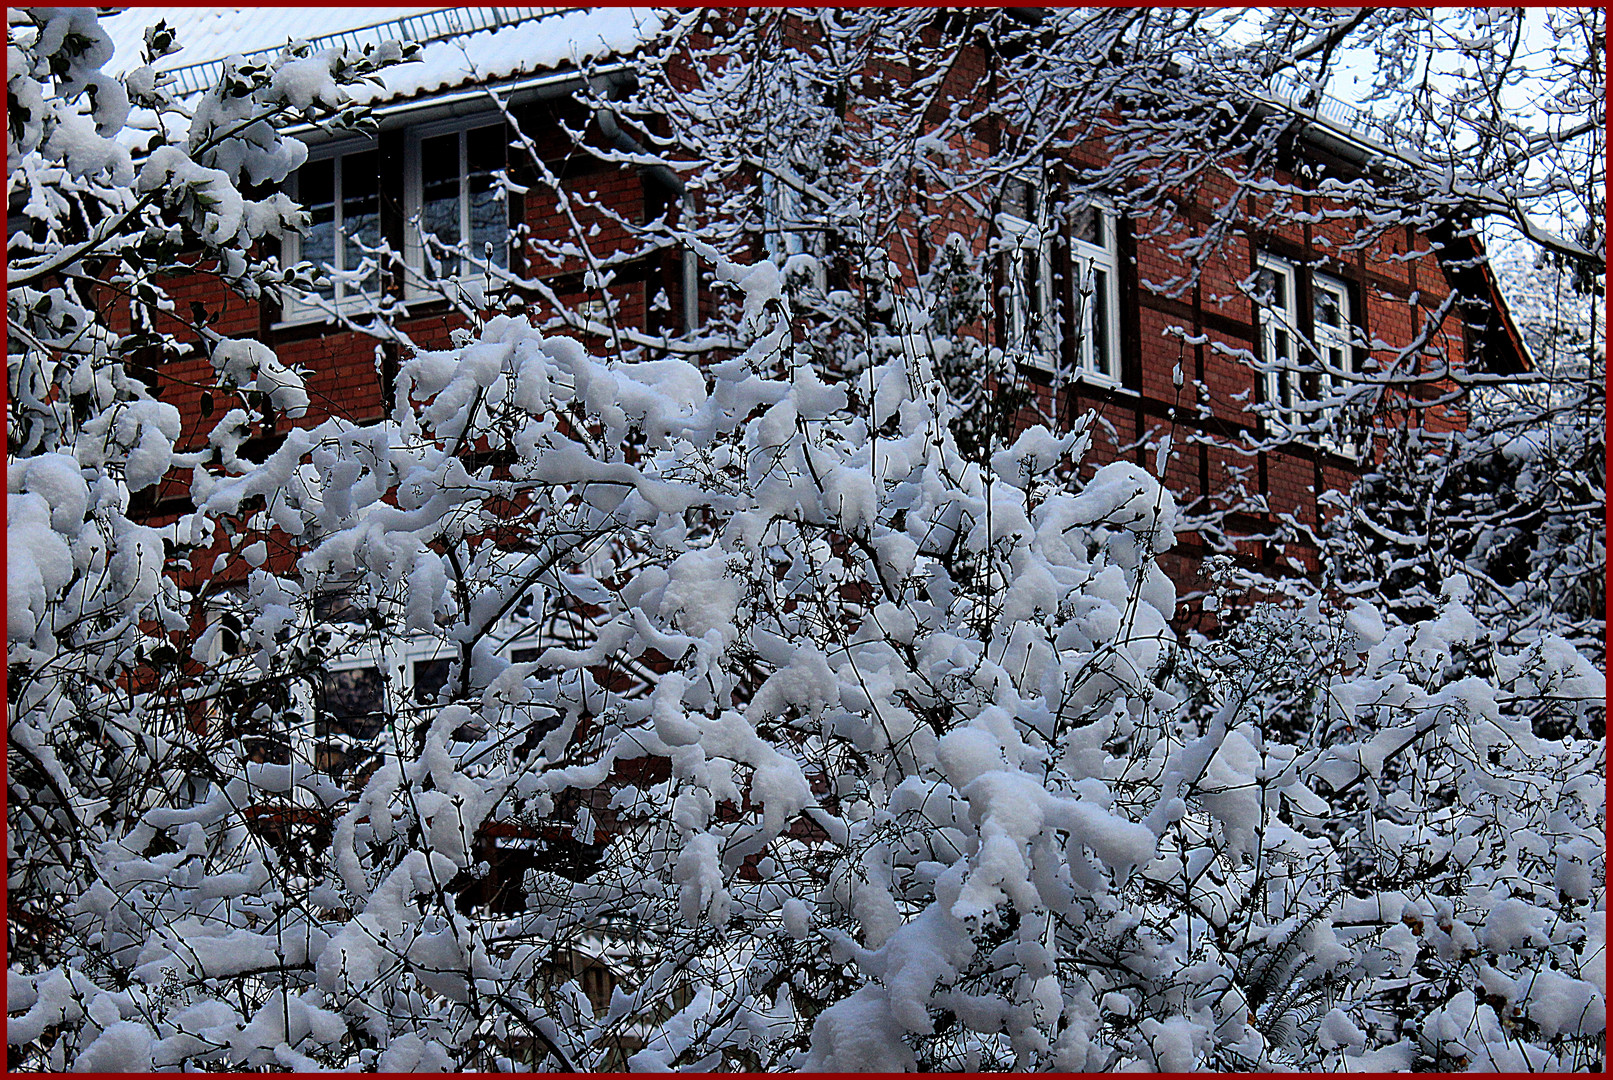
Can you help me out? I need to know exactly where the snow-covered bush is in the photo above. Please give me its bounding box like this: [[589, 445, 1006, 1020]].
[[15, 244, 1603, 1068], [4, 7, 411, 1067]]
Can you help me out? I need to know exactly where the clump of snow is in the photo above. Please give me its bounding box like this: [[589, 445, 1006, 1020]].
[[212, 338, 309, 417], [71, 1020, 154, 1073], [990, 424, 1074, 488], [800, 986, 916, 1072]]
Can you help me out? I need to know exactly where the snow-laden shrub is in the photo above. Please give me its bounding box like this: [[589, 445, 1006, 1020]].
[[16, 247, 1602, 1069], [1328, 247, 1605, 675]]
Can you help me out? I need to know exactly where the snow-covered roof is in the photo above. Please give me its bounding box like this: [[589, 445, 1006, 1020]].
[[98, 7, 665, 104]]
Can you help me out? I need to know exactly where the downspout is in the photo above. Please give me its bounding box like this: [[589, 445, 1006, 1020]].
[[592, 79, 698, 336]]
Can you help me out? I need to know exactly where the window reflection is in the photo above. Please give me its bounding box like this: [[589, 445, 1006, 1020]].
[[421, 132, 463, 278], [318, 666, 385, 740], [416, 124, 509, 282], [299, 158, 337, 300], [315, 666, 385, 776], [467, 125, 508, 271], [341, 150, 381, 294], [413, 658, 450, 705], [1071, 205, 1102, 247]]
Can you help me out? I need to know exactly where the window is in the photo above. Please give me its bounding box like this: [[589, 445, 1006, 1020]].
[[1255, 253, 1361, 452], [406, 120, 509, 298], [280, 119, 512, 320], [1255, 254, 1300, 423], [761, 167, 828, 298], [410, 655, 486, 740], [283, 142, 382, 314], [316, 664, 385, 775], [1310, 273, 1356, 408], [998, 178, 1119, 382], [412, 657, 451, 706], [760, 169, 809, 263], [1067, 204, 1119, 383], [998, 176, 1053, 360]]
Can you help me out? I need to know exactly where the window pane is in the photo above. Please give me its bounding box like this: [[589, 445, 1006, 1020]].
[[420, 132, 462, 278], [1316, 286, 1344, 328], [341, 150, 381, 294], [413, 658, 451, 705], [466, 126, 508, 270], [1004, 248, 1031, 342], [299, 158, 337, 299], [319, 666, 385, 741], [1092, 267, 1111, 375], [1257, 266, 1287, 309], [1002, 177, 1032, 220], [1029, 252, 1045, 327], [466, 124, 506, 173], [300, 156, 334, 210], [1071, 206, 1100, 246], [313, 587, 365, 624], [467, 180, 506, 271]]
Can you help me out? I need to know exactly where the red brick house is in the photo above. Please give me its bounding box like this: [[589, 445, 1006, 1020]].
[[101, 7, 1527, 594], [93, 4, 1528, 923]]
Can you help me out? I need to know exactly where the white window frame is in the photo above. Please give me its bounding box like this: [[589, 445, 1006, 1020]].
[[997, 183, 1119, 383], [1309, 271, 1359, 453], [996, 178, 1054, 366], [1256, 252, 1301, 435], [280, 137, 384, 322], [1068, 204, 1120, 384], [403, 115, 510, 304], [1255, 253, 1360, 453]]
